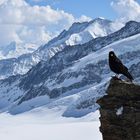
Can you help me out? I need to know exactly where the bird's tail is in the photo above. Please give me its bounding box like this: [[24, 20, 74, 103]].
[[124, 71, 134, 81]]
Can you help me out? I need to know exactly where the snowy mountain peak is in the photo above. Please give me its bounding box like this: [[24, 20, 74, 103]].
[[34, 18, 118, 60], [0, 41, 16, 57], [8, 41, 16, 49], [68, 18, 112, 35], [0, 41, 38, 60], [90, 17, 111, 23], [68, 21, 89, 33], [65, 18, 116, 46], [125, 20, 140, 29]]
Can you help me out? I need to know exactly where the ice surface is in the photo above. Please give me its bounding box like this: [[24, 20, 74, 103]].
[[0, 110, 102, 140]]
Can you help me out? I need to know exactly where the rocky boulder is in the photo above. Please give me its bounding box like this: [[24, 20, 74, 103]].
[[97, 77, 140, 140]]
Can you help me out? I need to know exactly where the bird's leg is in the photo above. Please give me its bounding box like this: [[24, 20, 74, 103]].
[[111, 74, 120, 79], [114, 74, 121, 80], [115, 74, 119, 78], [118, 74, 121, 78]]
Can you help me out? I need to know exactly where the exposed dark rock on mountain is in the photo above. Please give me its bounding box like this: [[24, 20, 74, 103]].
[[97, 77, 140, 140]]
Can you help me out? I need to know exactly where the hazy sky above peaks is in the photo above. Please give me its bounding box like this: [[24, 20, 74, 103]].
[[0, 0, 140, 46], [27, 0, 140, 20]]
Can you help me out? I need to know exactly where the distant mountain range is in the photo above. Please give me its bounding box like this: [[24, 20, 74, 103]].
[[0, 19, 140, 118], [0, 41, 38, 59], [0, 18, 121, 79]]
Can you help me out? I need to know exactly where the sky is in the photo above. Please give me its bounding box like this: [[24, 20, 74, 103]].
[[27, 0, 140, 20], [27, 0, 117, 20], [0, 0, 140, 47]]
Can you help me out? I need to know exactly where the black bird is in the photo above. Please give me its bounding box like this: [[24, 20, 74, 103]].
[[109, 51, 133, 81]]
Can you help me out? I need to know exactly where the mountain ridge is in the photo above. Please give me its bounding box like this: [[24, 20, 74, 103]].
[[0, 20, 140, 117], [0, 18, 122, 79]]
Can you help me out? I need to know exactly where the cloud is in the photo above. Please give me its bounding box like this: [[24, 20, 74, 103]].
[[77, 15, 92, 23], [0, 0, 75, 46], [111, 0, 140, 23], [31, 0, 43, 2]]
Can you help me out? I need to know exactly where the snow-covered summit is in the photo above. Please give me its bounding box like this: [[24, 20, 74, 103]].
[[0, 41, 38, 60], [65, 18, 116, 46], [35, 18, 122, 60], [52, 18, 118, 46]]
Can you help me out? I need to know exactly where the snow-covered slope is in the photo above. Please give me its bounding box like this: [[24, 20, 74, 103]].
[[0, 111, 101, 140], [0, 42, 38, 60], [0, 21, 140, 118]]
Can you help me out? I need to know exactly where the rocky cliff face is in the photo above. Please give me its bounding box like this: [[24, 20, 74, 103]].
[[97, 77, 140, 140]]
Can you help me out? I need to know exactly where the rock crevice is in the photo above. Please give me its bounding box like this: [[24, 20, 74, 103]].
[[97, 77, 140, 140]]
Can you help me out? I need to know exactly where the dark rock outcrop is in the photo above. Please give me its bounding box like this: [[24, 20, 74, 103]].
[[97, 77, 140, 140]]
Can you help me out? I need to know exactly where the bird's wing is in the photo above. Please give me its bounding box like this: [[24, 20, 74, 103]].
[[115, 57, 122, 64], [123, 64, 128, 71], [115, 57, 128, 71]]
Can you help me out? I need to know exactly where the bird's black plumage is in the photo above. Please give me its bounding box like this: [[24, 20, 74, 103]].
[[109, 51, 133, 81]]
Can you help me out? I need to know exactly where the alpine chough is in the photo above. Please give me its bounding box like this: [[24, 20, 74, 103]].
[[109, 51, 133, 81]]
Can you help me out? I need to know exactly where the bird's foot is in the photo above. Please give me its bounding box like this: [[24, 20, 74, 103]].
[[115, 74, 120, 78], [111, 75, 121, 81]]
